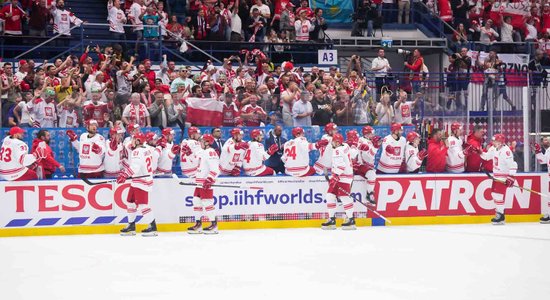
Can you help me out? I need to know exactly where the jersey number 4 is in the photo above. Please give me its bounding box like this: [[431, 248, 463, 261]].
[[0, 147, 12, 162], [284, 146, 297, 160], [244, 150, 251, 163]]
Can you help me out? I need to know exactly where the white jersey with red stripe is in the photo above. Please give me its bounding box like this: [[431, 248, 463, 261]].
[[219, 138, 245, 174], [446, 135, 465, 173], [243, 141, 269, 176], [282, 137, 316, 177], [180, 139, 201, 178], [146, 144, 160, 174], [536, 150, 550, 174], [126, 145, 154, 192], [347, 143, 359, 165], [72, 133, 106, 173], [331, 144, 354, 184], [156, 142, 176, 174], [481, 145, 517, 179], [0, 137, 37, 181], [104, 140, 123, 177], [57, 107, 79, 128], [404, 144, 422, 173], [377, 135, 406, 173], [314, 134, 333, 171], [358, 137, 379, 169], [30, 99, 57, 128], [51, 7, 83, 36], [195, 148, 220, 186]]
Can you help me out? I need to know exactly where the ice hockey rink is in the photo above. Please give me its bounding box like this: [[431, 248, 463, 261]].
[[1, 223, 548, 300]]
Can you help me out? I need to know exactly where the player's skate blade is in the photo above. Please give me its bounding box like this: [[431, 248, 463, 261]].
[[342, 217, 357, 230], [321, 217, 336, 230], [188, 220, 203, 234], [203, 221, 218, 234], [120, 222, 136, 236], [540, 214, 550, 224], [491, 212, 505, 225]]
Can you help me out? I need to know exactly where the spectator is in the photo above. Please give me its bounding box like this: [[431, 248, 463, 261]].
[[426, 129, 448, 173], [31, 129, 65, 179], [247, 8, 267, 42], [394, 89, 418, 125], [350, 79, 371, 126], [191, 8, 209, 40], [57, 92, 82, 128], [281, 81, 299, 126], [310, 8, 327, 42], [500, 15, 515, 53], [83, 89, 111, 127], [0, 0, 25, 36], [1, 63, 21, 126], [250, 0, 271, 19], [294, 9, 313, 42], [166, 15, 184, 39], [397, 0, 410, 24], [230, 0, 243, 41], [525, 17, 537, 57], [241, 95, 267, 126], [129, 0, 146, 54], [478, 50, 499, 111], [333, 89, 354, 126], [451, 0, 469, 28], [311, 88, 333, 126], [208, 5, 228, 41], [375, 92, 393, 125], [371, 48, 391, 96], [265, 125, 286, 174], [51, 0, 84, 37], [279, 3, 295, 41], [292, 90, 313, 126], [404, 49, 424, 94], [30, 87, 58, 127], [453, 23, 468, 51], [478, 19, 498, 52], [108, 0, 127, 42], [28, 0, 50, 37], [13, 91, 33, 127], [122, 92, 151, 127], [221, 90, 240, 127]]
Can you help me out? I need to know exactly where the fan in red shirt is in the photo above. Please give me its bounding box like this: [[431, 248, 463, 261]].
[[143, 59, 157, 90], [240, 95, 267, 127], [426, 129, 448, 173], [83, 89, 112, 127], [465, 125, 486, 172], [31, 129, 66, 179]]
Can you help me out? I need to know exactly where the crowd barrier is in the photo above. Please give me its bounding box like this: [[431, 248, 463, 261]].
[[0, 173, 544, 237]]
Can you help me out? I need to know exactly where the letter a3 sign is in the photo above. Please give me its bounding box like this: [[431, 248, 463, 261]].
[[318, 50, 338, 65]]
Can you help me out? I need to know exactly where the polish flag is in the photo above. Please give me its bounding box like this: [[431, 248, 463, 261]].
[[186, 97, 224, 127]]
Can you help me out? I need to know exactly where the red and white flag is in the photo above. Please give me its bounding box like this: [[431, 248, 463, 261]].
[[185, 97, 224, 127]]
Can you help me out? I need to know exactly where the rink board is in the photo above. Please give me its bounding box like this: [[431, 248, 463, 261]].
[[0, 173, 546, 237]]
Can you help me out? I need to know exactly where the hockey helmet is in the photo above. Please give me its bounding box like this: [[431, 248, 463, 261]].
[[250, 129, 263, 140], [362, 125, 374, 136], [332, 133, 344, 145], [390, 122, 402, 133], [9, 126, 25, 136], [451, 122, 462, 132], [406, 131, 420, 143], [145, 132, 157, 143], [201, 134, 215, 144], [325, 123, 338, 134], [230, 127, 244, 138], [292, 127, 304, 137], [134, 132, 146, 144], [493, 133, 506, 144], [188, 126, 200, 136], [162, 128, 175, 137], [346, 130, 359, 143]]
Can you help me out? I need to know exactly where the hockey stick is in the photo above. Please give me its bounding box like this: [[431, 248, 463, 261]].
[[171, 174, 263, 190], [323, 170, 392, 224], [80, 174, 151, 186], [484, 171, 550, 199]]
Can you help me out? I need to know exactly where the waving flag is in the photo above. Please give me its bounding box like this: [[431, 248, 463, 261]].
[[309, 0, 353, 23], [185, 97, 224, 127]]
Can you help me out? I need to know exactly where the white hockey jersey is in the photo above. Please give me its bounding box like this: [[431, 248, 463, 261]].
[[219, 139, 245, 174], [128, 2, 145, 31], [72, 133, 106, 173], [377, 135, 406, 173], [52, 7, 83, 36], [536, 150, 550, 174], [358, 137, 379, 169], [481, 145, 518, 179], [0, 137, 37, 180], [314, 134, 333, 172], [156, 142, 176, 174], [108, 2, 126, 33], [57, 106, 79, 128], [446, 135, 465, 173], [180, 139, 201, 178], [282, 137, 316, 177], [30, 99, 57, 128], [243, 141, 269, 176], [195, 148, 220, 186], [126, 145, 154, 192], [331, 144, 354, 184], [104, 140, 123, 177], [404, 144, 423, 173]]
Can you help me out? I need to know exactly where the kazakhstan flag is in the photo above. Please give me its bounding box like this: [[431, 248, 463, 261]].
[[309, 0, 354, 23]]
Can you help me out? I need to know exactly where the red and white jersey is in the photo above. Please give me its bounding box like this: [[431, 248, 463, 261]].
[[347, 143, 359, 165], [481, 145, 518, 179], [404, 144, 422, 173], [126, 145, 154, 192], [222, 102, 240, 127], [243, 141, 269, 176], [51, 7, 83, 36], [331, 144, 354, 184], [314, 134, 333, 171], [195, 148, 220, 186], [72, 133, 106, 173], [83, 101, 111, 128], [394, 101, 414, 124], [147, 144, 160, 174], [156, 142, 176, 174], [240, 104, 266, 127], [0, 4, 25, 35], [377, 135, 406, 174], [104, 140, 123, 177], [30, 99, 57, 128], [180, 139, 201, 178], [294, 19, 313, 41], [446, 136, 465, 173], [219, 138, 245, 174], [358, 137, 379, 169], [282, 137, 316, 177], [128, 2, 145, 31], [108, 2, 126, 33], [122, 103, 149, 128], [536, 150, 550, 174], [57, 107, 79, 128], [0, 137, 37, 181]]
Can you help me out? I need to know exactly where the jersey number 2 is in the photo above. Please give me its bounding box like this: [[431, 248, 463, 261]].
[[0, 147, 12, 162], [146, 157, 153, 173]]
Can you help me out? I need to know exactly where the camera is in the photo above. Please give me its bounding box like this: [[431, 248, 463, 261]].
[[397, 49, 411, 55]]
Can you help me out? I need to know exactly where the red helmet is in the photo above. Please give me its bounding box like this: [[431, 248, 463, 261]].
[[230, 127, 244, 138], [188, 126, 200, 136], [292, 127, 304, 137], [162, 128, 175, 137], [134, 132, 146, 144], [9, 126, 25, 136], [86, 119, 99, 127], [493, 133, 506, 144], [406, 131, 420, 143], [362, 126, 374, 136], [325, 123, 338, 134], [346, 130, 359, 143], [332, 133, 344, 144], [201, 134, 215, 144], [145, 132, 157, 143], [390, 123, 402, 133], [127, 123, 139, 134], [451, 122, 462, 132], [109, 128, 118, 137], [250, 129, 263, 140]]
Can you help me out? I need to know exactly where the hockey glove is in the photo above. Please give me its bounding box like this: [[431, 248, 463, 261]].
[[372, 136, 383, 148], [91, 143, 102, 154], [358, 143, 370, 152], [109, 138, 118, 151], [181, 144, 192, 156], [418, 149, 428, 160], [33, 147, 47, 161], [66, 130, 78, 142], [203, 177, 215, 189], [315, 139, 329, 149], [235, 142, 250, 151], [267, 143, 279, 156], [505, 176, 515, 187], [534, 143, 542, 154], [116, 172, 128, 184], [171, 144, 181, 155]]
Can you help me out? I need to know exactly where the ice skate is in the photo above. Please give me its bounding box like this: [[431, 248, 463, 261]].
[[120, 222, 136, 236], [321, 217, 336, 230], [188, 220, 203, 234], [342, 217, 357, 230], [141, 220, 158, 237], [203, 221, 218, 234], [491, 212, 505, 225], [365, 192, 376, 206], [540, 214, 550, 224]]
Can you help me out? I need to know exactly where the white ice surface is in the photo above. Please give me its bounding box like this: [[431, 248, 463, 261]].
[[0, 224, 549, 300]]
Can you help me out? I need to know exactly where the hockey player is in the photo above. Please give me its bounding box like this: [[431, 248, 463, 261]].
[[377, 123, 406, 174], [321, 133, 356, 230], [121, 123, 140, 170], [358, 126, 382, 205], [478, 134, 518, 225], [313, 123, 338, 174], [282, 127, 328, 177], [188, 134, 221, 234], [446, 122, 468, 173], [144, 132, 160, 173], [180, 126, 202, 178], [104, 127, 124, 178], [346, 130, 360, 166], [532, 143, 550, 223], [243, 129, 278, 176], [0, 126, 45, 181], [156, 128, 180, 174], [67, 120, 106, 178], [404, 131, 427, 173], [119, 132, 158, 236], [219, 128, 249, 176]]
